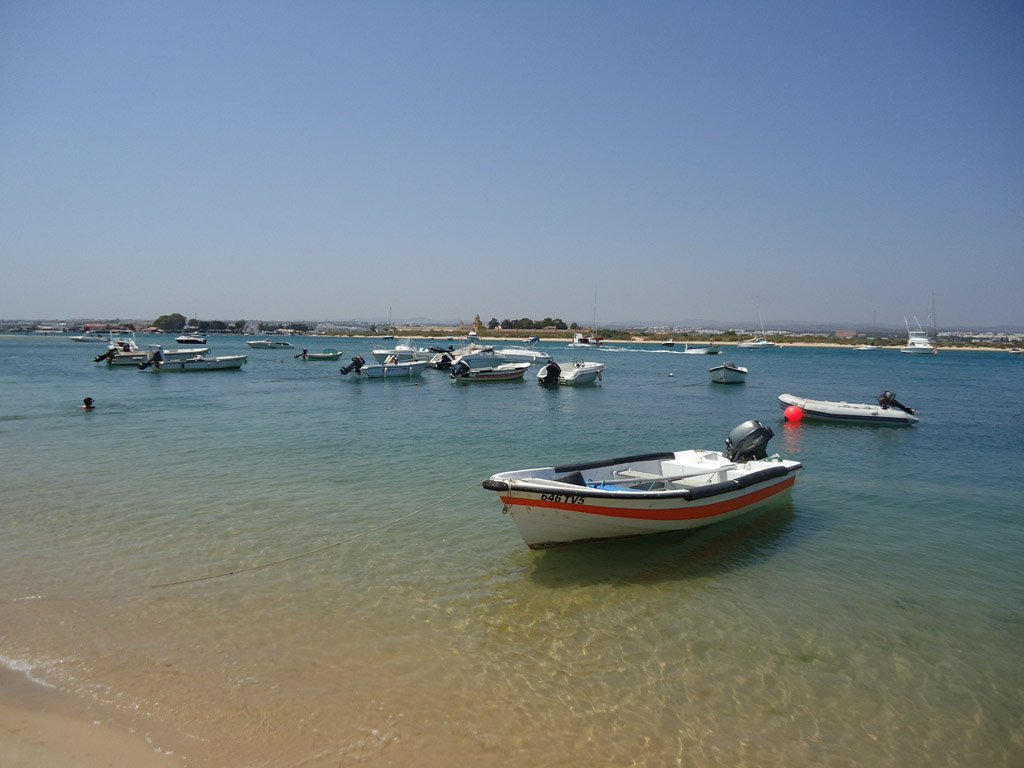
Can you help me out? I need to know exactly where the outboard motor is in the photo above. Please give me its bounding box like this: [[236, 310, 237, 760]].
[[725, 420, 774, 462], [538, 361, 561, 385], [339, 355, 365, 375], [94, 349, 116, 363], [450, 360, 471, 379], [878, 391, 915, 415]]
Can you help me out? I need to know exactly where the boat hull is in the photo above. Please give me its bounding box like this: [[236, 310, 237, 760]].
[[483, 448, 801, 549], [105, 347, 210, 365], [777, 393, 918, 425], [709, 364, 747, 383], [538, 361, 605, 385], [357, 360, 429, 378], [147, 355, 247, 371], [452, 362, 530, 382]]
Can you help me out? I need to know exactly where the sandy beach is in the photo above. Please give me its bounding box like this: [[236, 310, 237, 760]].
[[0, 667, 181, 768]]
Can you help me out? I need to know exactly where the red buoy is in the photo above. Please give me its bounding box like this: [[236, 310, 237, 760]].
[[784, 405, 803, 422]]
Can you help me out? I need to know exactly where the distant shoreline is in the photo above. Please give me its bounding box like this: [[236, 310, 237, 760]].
[[1, 332, 1015, 352]]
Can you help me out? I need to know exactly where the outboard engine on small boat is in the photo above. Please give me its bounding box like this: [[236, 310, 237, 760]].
[[878, 390, 915, 414], [94, 349, 116, 363], [450, 360, 471, 379], [725, 420, 774, 462], [538, 361, 561, 385], [339, 355, 365, 375]]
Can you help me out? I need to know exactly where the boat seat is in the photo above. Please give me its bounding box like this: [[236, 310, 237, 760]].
[[615, 466, 737, 485], [552, 470, 586, 486]]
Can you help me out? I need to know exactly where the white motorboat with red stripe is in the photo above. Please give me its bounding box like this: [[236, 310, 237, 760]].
[[482, 421, 801, 549]]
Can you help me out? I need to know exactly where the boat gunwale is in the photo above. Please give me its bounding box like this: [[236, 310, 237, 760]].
[[482, 463, 799, 502]]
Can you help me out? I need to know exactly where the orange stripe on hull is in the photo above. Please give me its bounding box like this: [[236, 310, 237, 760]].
[[499, 476, 796, 522]]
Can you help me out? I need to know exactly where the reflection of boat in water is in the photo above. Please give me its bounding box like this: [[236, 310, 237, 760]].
[[777, 392, 919, 425], [482, 420, 801, 549], [709, 361, 747, 384], [537, 360, 604, 385]]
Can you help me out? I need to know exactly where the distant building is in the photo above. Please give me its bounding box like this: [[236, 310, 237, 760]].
[[834, 330, 857, 339]]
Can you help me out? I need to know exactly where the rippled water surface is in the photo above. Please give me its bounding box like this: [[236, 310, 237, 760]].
[[1, 334, 1022, 766]]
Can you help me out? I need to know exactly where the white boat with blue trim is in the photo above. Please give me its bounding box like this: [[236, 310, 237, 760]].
[[482, 421, 801, 549]]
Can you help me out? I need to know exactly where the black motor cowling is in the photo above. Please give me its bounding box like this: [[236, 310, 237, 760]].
[[450, 360, 471, 378], [725, 420, 774, 462], [539, 361, 561, 385], [878, 390, 914, 414], [339, 355, 365, 375]]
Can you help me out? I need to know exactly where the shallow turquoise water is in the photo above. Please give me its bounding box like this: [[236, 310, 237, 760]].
[[1, 334, 1022, 766]]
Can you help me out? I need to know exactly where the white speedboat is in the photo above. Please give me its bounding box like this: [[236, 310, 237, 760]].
[[482, 420, 801, 549], [295, 348, 342, 361], [176, 333, 207, 345], [709, 361, 747, 384], [493, 345, 552, 364], [777, 392, 919, 425], [142, 354, 247, 372], [449, 346, 509, 369], [662, 339, 675, 347], [681, 342, 721, 354], [339, 355, 428, 378], [450, 361, 530, 382], [371, 341, 431, 363], [855, 343, 883, 350], [247, 338, 295, 349], [71, 328, 134, 343], [537, 360, 605, 385]]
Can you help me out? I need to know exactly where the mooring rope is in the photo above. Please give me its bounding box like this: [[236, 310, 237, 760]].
[[149, 479, 481, 589]]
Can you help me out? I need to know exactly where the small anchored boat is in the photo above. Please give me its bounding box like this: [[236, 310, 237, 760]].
[[175, 333, 207, 345], [339, 355, 428, 378], [295, 348, 342, 361], [778, 391, 919, 425], [709, 361, 747, 384], [96, 343, 210, 366], [537, 360, 605, 386], [450, 360, 530, 382], [141, 354, 247, 372], [247, 338, 295, 349], [482, 420, 802, 549]]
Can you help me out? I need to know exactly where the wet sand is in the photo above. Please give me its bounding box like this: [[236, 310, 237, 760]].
[[0, 667, 182, 768]]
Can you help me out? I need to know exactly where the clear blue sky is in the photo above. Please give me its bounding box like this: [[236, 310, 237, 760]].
[[2, 1, 1021, 329]]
